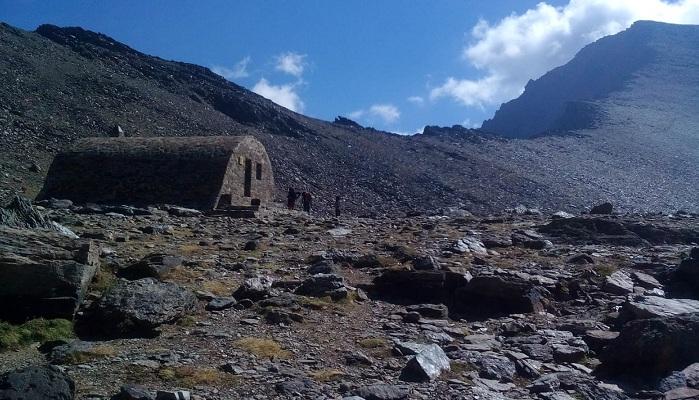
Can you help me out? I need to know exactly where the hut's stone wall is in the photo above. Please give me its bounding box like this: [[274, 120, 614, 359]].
[[38, 136, 274, 210]]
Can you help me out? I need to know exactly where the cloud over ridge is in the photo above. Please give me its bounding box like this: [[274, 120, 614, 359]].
[[431, 0, 699, 110]]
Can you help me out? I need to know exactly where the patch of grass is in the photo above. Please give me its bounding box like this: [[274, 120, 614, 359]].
[[178, 243, 203, 256], [0, 319, 74, 351], [357, 337, 388, 349], [594, 263, 617, 277], [64, 344, 118, 364], [90, 267, 117, 293], [159, 366, 235, 387], [309, 368, 345, 382], [162, 266, 203, 284], [201, 280, 234, 296], [176, 315, 197, 327], [233, 337, 290, 359]]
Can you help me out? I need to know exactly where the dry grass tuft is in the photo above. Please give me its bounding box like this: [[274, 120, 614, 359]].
[[233, 337, 290, 359], [309, 368, 345, 382], [357, 337, 388, 349], [65, 344, 118, 364], [201, 280, 234, 296]]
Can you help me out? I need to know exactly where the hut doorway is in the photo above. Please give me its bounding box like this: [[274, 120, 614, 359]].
[[244, 159, 252, 197]]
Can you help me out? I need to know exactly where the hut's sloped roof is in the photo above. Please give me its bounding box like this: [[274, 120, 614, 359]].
[[67, 136, 257, 158]]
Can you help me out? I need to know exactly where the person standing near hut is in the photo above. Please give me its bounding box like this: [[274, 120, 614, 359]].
[[302, 191, 312, 214], [334, 195, 341, 217], [287, 187, 300, 210]]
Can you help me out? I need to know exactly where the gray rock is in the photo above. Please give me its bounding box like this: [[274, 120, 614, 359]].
[[155, 391, 190, 400], [205, 297, 237, 311], [307, 260, 338, 274], [90, 278, 196, 337], [590, 202, 614, 215], [452, 237, 488, 255], [163, 206, 201, 217], [604, 271, 634, 295], [111, 384, 154, 400], [0, 227, 98, 320], [233, 276, 274, 301], [405, 303, 448, 319], [294, 273, 348, 300], [118, 254, 183, 280], [600, 313, 699, 378], [399, 343, 450, 382], [0, 365, 75, 400], [552, 344, 587, 363], [632, 271, 662, 290], [412, 255, 440, 270], [353, 384, 409, 400], [620, 296, 699, 321], [1, 196, 74, 236]]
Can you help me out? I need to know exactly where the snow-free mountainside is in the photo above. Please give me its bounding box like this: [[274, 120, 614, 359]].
[[0, 20, 697, 215]]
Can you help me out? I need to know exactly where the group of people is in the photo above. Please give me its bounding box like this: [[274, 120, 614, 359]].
[[287, 187, 341, 217]]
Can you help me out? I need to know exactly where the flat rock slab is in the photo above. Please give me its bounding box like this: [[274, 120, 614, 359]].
[[89, 278, 196, 337], [0, 226, 99, 321], [0, 365, 75, 400], [620, 296, 699, 321]]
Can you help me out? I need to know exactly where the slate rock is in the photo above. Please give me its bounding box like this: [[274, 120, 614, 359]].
[[618, 296, 699, 322], [412, 255, 440, 270], [604, 271, 634, 295], [399, 343, 450, 382], [353, 384, 410, 400], [0, 365, 75, 400], [111, 384, 154, 400], [205, 297, 237, 311], [155, 391, 190, 400], [118, 254, 183, 280], [89, 278, 196, 337], [668, 249, 699, 299], [600, 313, 699, 378], [294, 273, 348, 299], [590, 202, 614, 215], [405, 303, 448, 319], [233, 276, 273, 301]]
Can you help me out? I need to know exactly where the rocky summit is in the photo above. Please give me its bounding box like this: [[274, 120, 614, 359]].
[[0, 197, 697, 399]]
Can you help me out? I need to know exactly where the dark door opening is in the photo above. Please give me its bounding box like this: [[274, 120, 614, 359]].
[[244, 159, 252, 197]]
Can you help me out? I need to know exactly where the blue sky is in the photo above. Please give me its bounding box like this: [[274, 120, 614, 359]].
[[3, 0, 697, 134]]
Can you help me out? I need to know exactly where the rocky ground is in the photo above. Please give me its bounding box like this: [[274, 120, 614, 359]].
[[0, 199, 698, 400]]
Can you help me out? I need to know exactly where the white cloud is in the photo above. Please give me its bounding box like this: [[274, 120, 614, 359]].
[[348, 104, 401, 125], [407, 96, 425, 106], [348, 110, 365, 120], [211, 56, 251, 80], [275, 52, 307, 77], [369, 104, 401, 124], [252, 78, 304, 112], [431, 0, 699, 108]]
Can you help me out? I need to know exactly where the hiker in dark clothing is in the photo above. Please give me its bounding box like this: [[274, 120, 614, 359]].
[[287, 187, 301, 210], [302, 192, 312, 213], [334, 195, 341, 217]]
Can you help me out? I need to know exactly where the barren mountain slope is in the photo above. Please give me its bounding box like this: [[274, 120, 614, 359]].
[[0, 22, 697, 214]]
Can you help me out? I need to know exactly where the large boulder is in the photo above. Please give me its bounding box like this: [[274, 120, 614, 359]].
[[399, 343, 450, 382], [0, 365, 75, 399], [372, 269, 471, 304], [294, 273, 348, 300], [618, 296, 699, 323], [538, 218, 644, 246], [0, 227, 99, 321], [599, 313, 699, 378], [233, 276, 274, 301], [452, 274, 550, 319], [88, 278, 196, 337], [117, 254, 183, 280], [668, 248, 699, 299]]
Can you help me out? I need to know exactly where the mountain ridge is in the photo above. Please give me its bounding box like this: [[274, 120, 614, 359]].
[[0, 21, 697, 214]]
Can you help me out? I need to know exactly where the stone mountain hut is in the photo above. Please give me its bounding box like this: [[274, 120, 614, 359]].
[[38, 136, 274, 210]]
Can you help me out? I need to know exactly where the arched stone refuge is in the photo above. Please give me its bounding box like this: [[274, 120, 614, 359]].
[[38, 136, 275, 210]]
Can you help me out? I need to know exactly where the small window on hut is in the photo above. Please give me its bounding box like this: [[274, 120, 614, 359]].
[[238, 156, 244, 166], [256, 163, 262, 180]]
